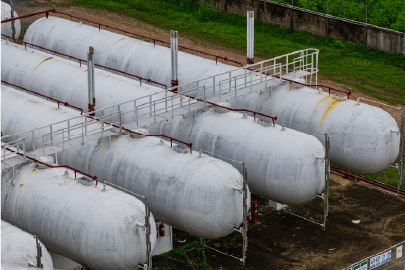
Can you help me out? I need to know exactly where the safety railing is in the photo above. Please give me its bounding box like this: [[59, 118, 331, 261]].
[[1, 143, 95, 180], [1, 34, 167, 90], [1, 99, 193, 161], [1, 80, 84, 114], [96, 49, 318, 127], [1, 138, 26, 164], [1, 9, 243, 67]]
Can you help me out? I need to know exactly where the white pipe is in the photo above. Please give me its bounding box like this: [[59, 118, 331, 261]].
[[175, 31, 178, 81], [170, 30, 174, 81], [247, 11, 250, 59], [170, 30, 178, 84], [87, 46, 94, 111], [250, 11, 255, 59]]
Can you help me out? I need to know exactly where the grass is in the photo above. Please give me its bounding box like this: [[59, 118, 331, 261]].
[[66, 0, 405, 105], [364, 166, 405, 190]]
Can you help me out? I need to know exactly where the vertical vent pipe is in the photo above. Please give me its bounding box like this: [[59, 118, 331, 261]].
[[247, 11, 254, 65], [171, 30, 179, 87], [87, 46, 95, 112]]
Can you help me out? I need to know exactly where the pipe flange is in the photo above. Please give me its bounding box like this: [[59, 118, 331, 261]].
[[332, 93, 347, 101], [213, 101, 231, 114], [130, 127, 149, 138], [36, 155, 54, 169]]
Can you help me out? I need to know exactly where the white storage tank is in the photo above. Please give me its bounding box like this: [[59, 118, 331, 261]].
[[149, 106, 325, 205], [1, 220, 54, 269], [23, 16, 237, 88], [230, 83, 401, 174], [57, 134, 247, 239], [1, 84, 85, 151], [21, 17, 401, 175], [1, 85, 247, 239], [2, 162, 156, 270], [1, 2, 21, 39], [1, 39, 172, 124]]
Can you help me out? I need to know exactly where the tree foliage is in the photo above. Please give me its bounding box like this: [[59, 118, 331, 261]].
[[274, 0, 405, 32]]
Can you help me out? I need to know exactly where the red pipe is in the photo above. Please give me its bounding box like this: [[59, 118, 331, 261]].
[[4, 147, 94, 179], [1, 34, 166, 89], [2, 80, 84, 114], [271, 75, 352, 99], [331, 167, 405, 196], [0, 9, 56, 23]]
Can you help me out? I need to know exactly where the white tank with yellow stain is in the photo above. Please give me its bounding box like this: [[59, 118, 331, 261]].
[[230, 82, 401, 175]]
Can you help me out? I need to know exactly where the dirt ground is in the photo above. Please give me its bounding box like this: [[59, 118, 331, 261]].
[[7, 1, 405, 269], [156, 172, 405, 270]]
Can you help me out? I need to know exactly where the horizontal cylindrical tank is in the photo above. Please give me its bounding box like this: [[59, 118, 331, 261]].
[[1, 39, 172, 124], [1, 220, 53, 269], [230, 83, 401, 174], [1, 85, 84, 150], [1, 2, 21, 39], [2, 163, 156, 270], [22, 17, 401, 175], [149, 107, 325, 205], [2, 85, 247, 239], [58, 134, 247, 239], [23, 16, 237, 88]]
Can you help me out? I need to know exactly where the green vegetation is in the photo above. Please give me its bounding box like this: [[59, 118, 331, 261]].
[[273, 0, 405, 32], [152, 238, 213, 269], [69, 0, 405, 105], [364, 166, 405, 190], [152, 223, 257, 269]]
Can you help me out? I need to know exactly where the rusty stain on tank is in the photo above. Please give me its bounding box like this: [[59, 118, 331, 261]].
[[29, 169, 36, 175], [112, 38, 126, 46], [33, 57, 53, 71], [320, 98, 342, 126], [307, 95, 330, 124]]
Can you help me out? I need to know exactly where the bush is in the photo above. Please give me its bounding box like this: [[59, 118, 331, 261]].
[[272, 0, 405, 32]]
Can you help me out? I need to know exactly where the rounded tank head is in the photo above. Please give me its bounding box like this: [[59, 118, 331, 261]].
[[1, 2, 21, 39], [1, 164, 156, 270], [319, 97, 400, 174], [1, 220, 54, 269]]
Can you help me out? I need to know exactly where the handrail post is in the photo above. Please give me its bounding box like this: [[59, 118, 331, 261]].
[[32, 130, 36, 151], [118, 105, 122, 135], [81, 123, 84, 145], [203, 86, 206, 109], [134, 100, 137, 122], [42, 135, 45, 156], [153, 102, 156, 124], [149, 95, 152, 117], [49, 125, 53, 146], [235, 76, 237, 97], [67, 120, 71, 140], [165, 89, 168, 112], [22, 138, 26, 163], [85, 115, 88, 135], [219, 82, 222, 102], [62, 129, 65, 151], [228, 72, 231, 93], [101, 117, 104, 139]]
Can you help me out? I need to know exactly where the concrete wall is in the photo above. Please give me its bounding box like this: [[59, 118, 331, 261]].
[[212, 0, 405, 55]]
